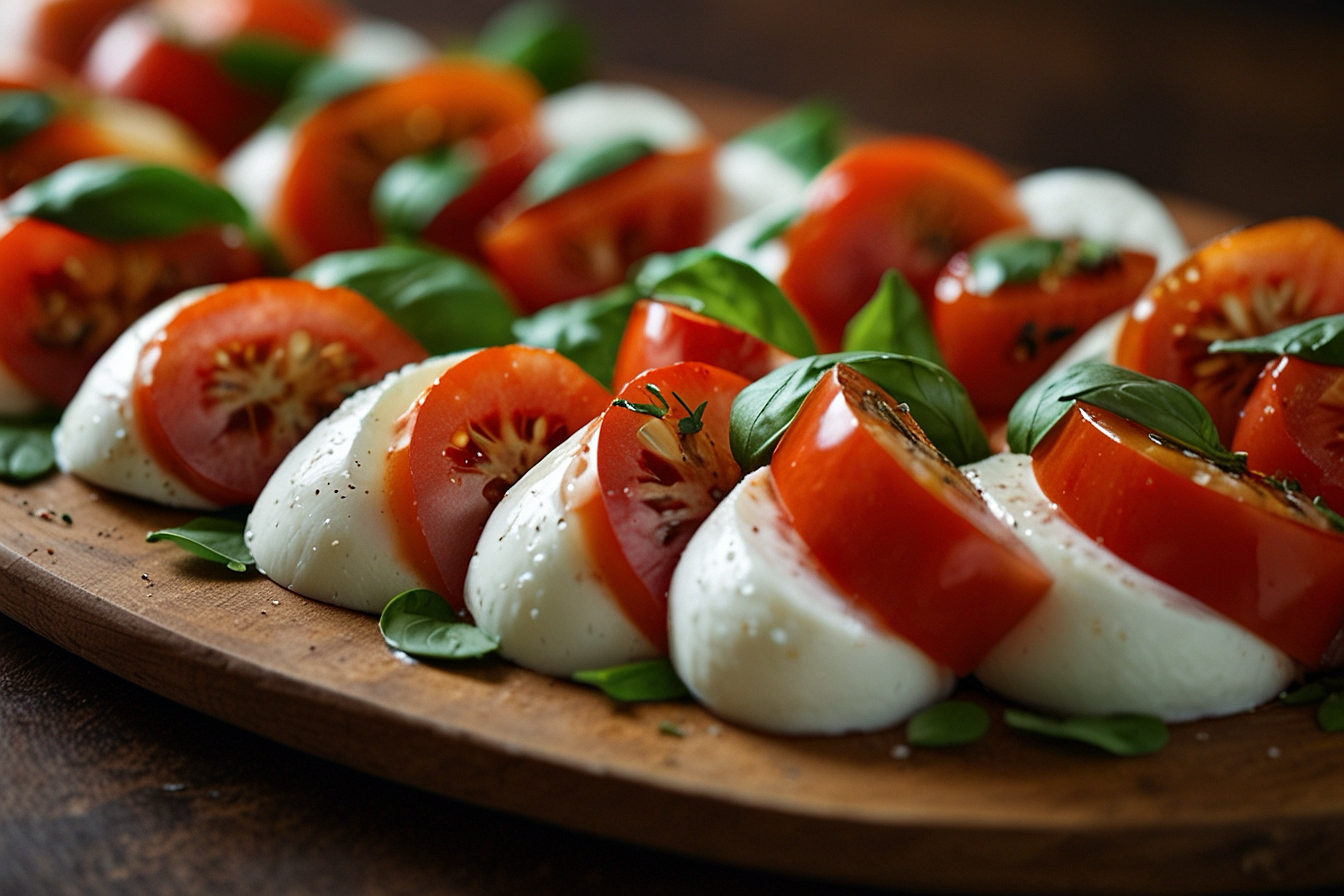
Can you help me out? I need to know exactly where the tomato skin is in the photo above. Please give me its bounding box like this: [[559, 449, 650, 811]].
[[933, 247, 1156, 414], [769, 365, 1051, 675], [610, 299, 796, 391], [1114, 218, 1344, 443], [1033, 402, 1344, 667], [779, 137, 1025, 352], [1233, 355, 1344, 513], [9, 0, 137, 72], [482, 144, 716, 313], [133, 278, 426, 507]]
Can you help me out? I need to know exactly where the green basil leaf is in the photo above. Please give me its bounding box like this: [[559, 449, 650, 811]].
[[296, 246, 515, 355], [644, 252, 816, 358], [572, 658, 690, 702], [0, 414, 57, 482], [1004, 708, 1168, 756], [511, 282, 638, 386], [733, 99, 842, 179], [1209, 314, 1344, 366], [8, 159, 250, 241], [1282, 681, 1331, 705], [905, 700, 990, 747], [747, 207, 799, 250], [475, 0, 589, 95], [287, 58, 381, 104], [1314, 496, 1344, 533], [0, 90, 58, 151], [522, 137, 654, 207], [628, 247, 718, 294], [146, 517, 254, 572], [842, 269, 944, 365], [969, 235, 1119, 295], [372, 146, 482, 240], [1319, 693, 1344, 733], [379, 589, 499, 659], [730, 351, 989, 472], [216, 35, 320, 96], [1005, 362, 1242, 468]]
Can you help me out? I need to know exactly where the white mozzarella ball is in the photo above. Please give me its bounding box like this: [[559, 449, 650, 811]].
[[539, 82, 706, 152], [329, 18, 437, 78], [668, 468, 955, 735], [712, 140, 807, 233], [465, 422, 660, 678], [221, 125, 294, 230], [708, 199, 798, 283], [246, 354, 464, 614], [968, 454, 1295, 722]]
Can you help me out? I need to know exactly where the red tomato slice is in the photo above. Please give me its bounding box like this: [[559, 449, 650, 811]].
[[390, 345, 611, 611], [769, 364, 1051, 674], [1033, 402, 1344, 667], [132, 278, 426, 506], [610, 299, 796, 391], [481, 144, 716, 313], [779, 137, 1026, 352], [567, 362, 747, 650], [1114, 218, 1344, 443], [153, 0, 345, 49], [0, 217, 263, 405], [932, 241, 1156, 414], [1233, 355, 1344, 513], [8, 0, 137, 72]]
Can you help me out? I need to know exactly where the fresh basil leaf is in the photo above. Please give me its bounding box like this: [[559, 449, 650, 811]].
[[628, 247, 718, 294], [379, 589, 499, 659], [8, 159, 250, 241], [730, 352, 989, 472], [287, 58, 381, 104], [1209, 314, 1344, 367], [296, 246, 515, 354], [1282, 681, 1331, 705], [146, 517, 254, 572], [522, 137, 654, 207], [572, 658, 690, 702], [747, 207, 798, 250], [475, 0, 589, 94], [733, 99, 842, 179], [969, 235, 1119, 295], [0, 415, 57, 482], [511, 283, 638, 386], [1314, 496, 1344, 532], [905, 700, 990, 747], [1006, 362, 1242, 468], [842, 269, 943, 364], [0, 90, 58, 151], [217, 35, 320, 96], [644, 252, 816, 358], [1004, 708, 1168, 756], [372, 146, 482, 240], [1319, 693, 1344, 732]]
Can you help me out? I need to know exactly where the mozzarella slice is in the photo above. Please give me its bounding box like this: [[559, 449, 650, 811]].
[[539, 82, 706, 152], [708, 198, 799, 283], [246, 354, 464, 614], [712, 140, 807, 233], [668, 468, 955, 735], [221, 125, 294, 231], [968, 453, 1295, 722], [464, 422, 660, 678], [330, 18, 437, 78]]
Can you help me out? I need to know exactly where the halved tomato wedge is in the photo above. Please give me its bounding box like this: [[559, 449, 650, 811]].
[[769, 364, 1052, 674], [131, 278, 425, 506], [1033, 402, 1344, 667]]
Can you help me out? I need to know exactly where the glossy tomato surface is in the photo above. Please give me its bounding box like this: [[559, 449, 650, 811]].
[[482, 145, 715, 313], [770, 364, 1051, 674], [779, 137, 1025, 352], [1114, 218, 1344, 443], [132, 278, 425, 507], [1033, 402, 1344, 667]]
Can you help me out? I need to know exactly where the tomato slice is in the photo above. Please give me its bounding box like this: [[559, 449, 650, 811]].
[[392, 345, 611, 611], [481, 144, 716, 313], [1032, 402, 1344, 667], [1233, 355, 1344, 513], [0, 217, 263, 405], [778, 137, 1026, 352], [153, 0, 345, 48], [769, 364, 1051, 674], [10, 0, 137, 71], [932, 239, 1156, 414], [1114, 218, 1344, 443], [567, 362, 747, 650], [132, 278, 426, 506], [610, 299, 796, 391], [272, 60, 543, 268]]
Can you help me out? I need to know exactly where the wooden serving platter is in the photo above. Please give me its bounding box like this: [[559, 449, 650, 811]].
[[3, 78, 1340, 895]]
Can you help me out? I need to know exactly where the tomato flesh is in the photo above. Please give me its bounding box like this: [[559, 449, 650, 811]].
[[133, 278, 425, 506], [769, 364, 1051, 674], [1033, 402, 1344, 667]]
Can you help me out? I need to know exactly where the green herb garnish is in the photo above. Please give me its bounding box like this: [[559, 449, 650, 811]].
[[842, 269, 943, 365], [146, 517, 255, 572], [378, 589, 499, 660], [0, 414, 58, 482], [475, 0, 589, 94], [572, 658, 690, 702], [905, 700, 990, 747], [522, 137, 654, 207], [1004, 709, 1168, 756], [0, 90, 58, 151], [1209, 314, 1344, 367]]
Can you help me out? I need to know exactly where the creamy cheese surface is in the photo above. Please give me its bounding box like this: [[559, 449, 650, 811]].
[[539, 82, 706, 152]]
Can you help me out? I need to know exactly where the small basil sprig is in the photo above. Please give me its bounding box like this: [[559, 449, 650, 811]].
[[379, 589, 499, 660], [1004, 709, 1169, 756], [217, 35, 320, 96], [0, 414, 58, 482], [842, 269, 943, 364], [287, 59, 381, 104], [373, 145, 483, 241], [968, 235, 1118, 295], [0, 90, 58, 151], [475, 0, 589, 94], [1209, 314, 1344, 366], [733, 99, 842, 179], [572, 658, 690, 702], [296, 246, 515, 354], [1006, 362, 1244, 469], [8, 159, 250, 241], [146, 517, 255, 572], [522, 137, 654, 207], [1280, 676, 1344, 732], [730, 352, 989, 472], [905, 700, 990, 747], [511, 283, 639, 386]]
